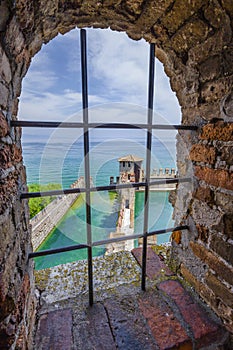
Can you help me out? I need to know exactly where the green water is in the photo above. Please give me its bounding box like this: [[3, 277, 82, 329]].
[[135, 191, 174, 244], [34, 191, 119, 269], [34, 190, 174, 270]]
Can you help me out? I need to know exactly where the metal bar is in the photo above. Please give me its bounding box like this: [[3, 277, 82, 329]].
[[92, 225, 189, 247], [11, 120, 198, 130], [142, 43, 155, 291], [28, 244, 88, 259], [21, 177, 192, 199], [11, 121, 84, 128], [81, 28, 93, 306], [28, 225, 189, 259]]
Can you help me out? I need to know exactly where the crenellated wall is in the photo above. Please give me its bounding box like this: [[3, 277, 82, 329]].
[[0, 0, 232, 347]]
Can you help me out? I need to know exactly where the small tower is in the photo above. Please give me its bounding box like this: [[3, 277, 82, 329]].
[[118, 155, 143, 184]]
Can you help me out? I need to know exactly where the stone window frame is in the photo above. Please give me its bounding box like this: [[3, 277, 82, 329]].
[[13, 28, 194, 305]]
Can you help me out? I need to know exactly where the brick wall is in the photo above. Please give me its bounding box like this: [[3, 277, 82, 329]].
[[0, 0, 232, 347]]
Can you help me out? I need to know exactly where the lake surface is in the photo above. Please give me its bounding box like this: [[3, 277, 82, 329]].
[[22, 136, 176, 269]]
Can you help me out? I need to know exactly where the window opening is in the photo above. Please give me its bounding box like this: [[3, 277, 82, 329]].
[[13, 29, 196, 305]]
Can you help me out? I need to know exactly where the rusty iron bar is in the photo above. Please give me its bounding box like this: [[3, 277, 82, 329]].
[[28, 225, 189, 259], [20, 177, 192, 199], [141, 43, 155, 291], [81, 28, 94, 306], [11, 120, 198, 130]]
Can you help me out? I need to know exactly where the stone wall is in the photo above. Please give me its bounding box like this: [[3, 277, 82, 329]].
[[31, 194, 80, 250], [172, 121, 233, 332], [0, 0, 233, 348]]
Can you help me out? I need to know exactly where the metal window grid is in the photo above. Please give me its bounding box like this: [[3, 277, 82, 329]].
[[13, 29, 195, 305]]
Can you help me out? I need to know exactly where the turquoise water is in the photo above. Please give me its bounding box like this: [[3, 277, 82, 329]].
[[22, 136, 176, 269], [34, 191, 119, 269]]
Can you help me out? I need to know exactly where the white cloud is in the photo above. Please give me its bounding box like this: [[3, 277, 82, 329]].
[[19, 27, 181, 143], [87, 29, 148, 104], [154, 60, 181, 124]]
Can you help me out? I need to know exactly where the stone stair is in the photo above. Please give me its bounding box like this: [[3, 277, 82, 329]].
[[34, 248, 230, 349]]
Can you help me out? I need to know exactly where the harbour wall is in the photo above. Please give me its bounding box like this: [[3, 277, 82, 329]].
[[31, 193, 79, 250], [30, 177, 89, 251]]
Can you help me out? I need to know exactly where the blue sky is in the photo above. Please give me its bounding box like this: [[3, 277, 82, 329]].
[[19, 28, 181, 142]]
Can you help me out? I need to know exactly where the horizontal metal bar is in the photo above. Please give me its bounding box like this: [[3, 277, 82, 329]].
[[11, 120, 198, 131], [21, 177, 191, 199], [92, 225, 189, 247], [28, 243, 88, 259], [11, 120, 84, 128], [28, 225, 189, 259]]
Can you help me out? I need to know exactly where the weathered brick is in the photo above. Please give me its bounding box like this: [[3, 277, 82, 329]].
[[104, 298, 157, 350], [222, 0, 233, 13], [158, 280, 225, 348], [222, 47, 233, 77], [204, 2, 227, 29], [35, 309, 73, 350], [199, 55, 222, 82], [0, 46, 11, 84], [179, 264, 224, 320], [161, 0, 206, 34], [73, 303, 117, 350], [190, 241, 233, 285], [136, 0, 173, 31], [210, 234, 233, 266], [194, 186, 214, 205], [170, 230, 182, 245], [201, 77, 233, 104], [223, 214, 233, 240], [192, 199, 222, 228], [189, 144, 216, 164], [132, 247, 174, 279], [195, 166, 233, 191], [206, 273, 233, 308], [200, 122, 233, 141], [0, 111, 9, 137], [171, 19, 209, 53], [219, 145, 233, 166], [196, 224, 209, 243], [139, 291, 192, 350], [0, 81, 9, 109], [215, 192, 233, 213]]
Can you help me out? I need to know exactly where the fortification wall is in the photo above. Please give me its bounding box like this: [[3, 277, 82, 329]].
[[31, 194, 79, 250]]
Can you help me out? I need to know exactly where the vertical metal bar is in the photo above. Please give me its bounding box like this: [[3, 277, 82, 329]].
[[80, 28, 94, 306], [141, 43, 155, 291]]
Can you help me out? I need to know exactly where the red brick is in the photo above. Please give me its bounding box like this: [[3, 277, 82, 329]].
[[206, 273, 233, 308], [158, 280, 224, 348], [35, 309, 72, 350], [132, 247, 174, 279], [196, 224, 209, 243], [189, 144, 216, 164], [104, 298, 157, 349], [200, 122, 233, 141], [190, 241, 233, 285], [73, 303, 117, 350], [139, 291, 192, 350], [0, 112, 9, 137], [195, 166, 233, 191], [210, 234, 233, 265], [194, 186, 213, 204]]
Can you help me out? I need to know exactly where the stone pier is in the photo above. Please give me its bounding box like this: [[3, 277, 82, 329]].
[[106, 188, 135, 254]]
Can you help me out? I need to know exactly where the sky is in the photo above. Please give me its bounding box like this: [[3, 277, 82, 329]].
[[18, 28, 181, 143]]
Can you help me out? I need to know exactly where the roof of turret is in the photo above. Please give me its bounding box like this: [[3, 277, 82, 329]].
[[118, 155, 143, 162]]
